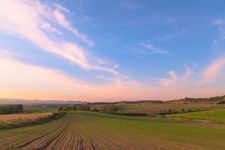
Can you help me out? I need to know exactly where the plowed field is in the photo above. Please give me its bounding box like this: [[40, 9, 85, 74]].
[[0, 112, 225, 150]]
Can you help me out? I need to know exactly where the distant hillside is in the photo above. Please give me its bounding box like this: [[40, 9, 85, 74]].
[[0, 99, 87, 105], [171, 95, 225, 104], [1, 95, 225, 105], [87, 95, 225, 105]]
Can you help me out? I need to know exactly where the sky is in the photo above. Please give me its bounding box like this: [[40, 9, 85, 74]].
[[0, 0, 225, 101]]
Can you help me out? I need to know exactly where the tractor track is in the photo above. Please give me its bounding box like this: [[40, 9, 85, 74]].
[[0, 114, 126, 150], [0, 112, 207, 150]]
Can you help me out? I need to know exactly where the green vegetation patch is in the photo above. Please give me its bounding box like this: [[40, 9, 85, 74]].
[[170, 109, 225, 123], [23, 104, 58, 113]]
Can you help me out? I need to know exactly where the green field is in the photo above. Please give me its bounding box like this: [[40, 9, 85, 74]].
[[170, 109, 225, 123], [23, 105, 58, 113], [114, 102, 225, 115], [0, 111, 225, 150]]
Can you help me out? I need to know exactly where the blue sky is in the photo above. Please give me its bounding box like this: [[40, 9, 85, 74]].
[[0, 0, 225, 101]]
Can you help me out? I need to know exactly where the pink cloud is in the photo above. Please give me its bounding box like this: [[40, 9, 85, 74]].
[[160, 65, 193, 88], [1, 52, 225, 101], [0, 54, 152, 101], [0, 0, 113, 74], [203, 58, 225, 82], [160, 71, 177, 87], [51, 3, 94, 46], [41, 23, 62, 35]]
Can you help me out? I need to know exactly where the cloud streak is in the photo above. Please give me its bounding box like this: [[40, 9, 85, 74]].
[[0, 53, 152, 101], [214, 18, 225, 39], [1, 50, 225, 101], [1, 1, 225, 101], [51, 3, 94, 46], [203, 58, 225, 82], [139, 42, 168, 54], [119, 1, 140, 10], [160, 65, 192, 88], [0, 0, 116, 75]]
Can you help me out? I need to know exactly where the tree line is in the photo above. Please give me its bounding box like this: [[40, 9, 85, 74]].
[[59, 104, 90, 111], [0, 105, 23, 114], [59, 104, 120, 112]]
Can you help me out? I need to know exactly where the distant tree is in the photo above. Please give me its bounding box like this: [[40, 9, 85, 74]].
[[0, 105, 23, 114], [217, 100, 225, 104], [58, 104, 90, 111]]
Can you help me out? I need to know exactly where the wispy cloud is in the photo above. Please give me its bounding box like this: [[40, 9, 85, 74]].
[[157, 58, 225, 99], [160, 65, 192, 88], [0, 53, 152, 101], [139, 42, 168, 54], [214, 19, 225, 26], [212, 39, 219, 48], [1, 1, 225, 101], [41, 23, 62, 35], [159, 27, 190, 42], [51, 3, 94, 46], [0, 0, 116, 75], [203, 58, 225, 82], [1, 49, 225, 101], [213, 18, 225, 39], [155, 64, 224, 99], [119, 0, 140, 10], [160, 71, 177, 87]]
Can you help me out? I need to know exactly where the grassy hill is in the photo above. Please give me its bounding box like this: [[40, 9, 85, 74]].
[[170, 108, 225, 123], [59, 95, 225, 116]]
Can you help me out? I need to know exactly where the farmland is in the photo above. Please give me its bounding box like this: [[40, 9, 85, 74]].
[[170, 108, 225, 123], [1, 111, 225, 150], [23, 104, 58, 113], [114, 102, 222, 115], [0, 112, 62, 130], [0, 113, 53, 122], [67, 95, 225, 116], [65, 101, 225, 116]]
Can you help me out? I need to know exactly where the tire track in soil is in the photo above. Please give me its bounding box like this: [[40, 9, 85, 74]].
[[1, 113, 142, 150], [79, 124, 124, 150], [57, 125, 75, 150], [20, 119, 69, 149], [46, 119, 73, 150], [3, 119, 64, 149], [39, 122, 70, 149], [62, 119, 80, 150], [0, 114, 124, 150], [18, 127, 63, 149], [0, 119, 64, 149], [3, 126, 61, 149]]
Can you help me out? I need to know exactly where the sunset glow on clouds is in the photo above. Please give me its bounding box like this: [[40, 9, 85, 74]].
[[0, 0, 225, 101]]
